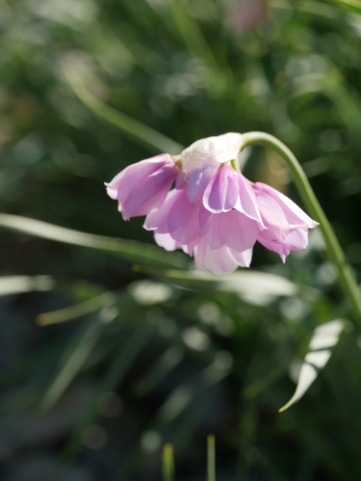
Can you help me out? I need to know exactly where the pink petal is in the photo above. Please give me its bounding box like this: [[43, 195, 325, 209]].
[[153, 232, 179, 251], [199, 209, 259, 251], [254, 182, 318, 229], [253, 182, 318, 261], [235, 173, 264, 225], [105, 154, 177, 220], [154, 232, 198, 256], [229, 248, 253, 268], [193, 238, 254, 274], [122, 169, 174, 219], [143, 190, 179, 233], [199, 206, 213, 235], [194, 239, 239, 274], [257, 227, 309, 262], [175, 169, 186, 189], [168, 190, 201, 244], [186, 164, 219, 203], [218, 210, 259, 251], [203, 164, 239, 213], [255, 191, 289, 240], [106, 154, 171, 199]]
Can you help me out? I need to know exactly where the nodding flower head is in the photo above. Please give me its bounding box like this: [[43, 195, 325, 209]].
[[106, 133, 318, 274]]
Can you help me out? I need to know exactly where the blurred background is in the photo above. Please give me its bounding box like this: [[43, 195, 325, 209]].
[[1, 0, 361, 479]]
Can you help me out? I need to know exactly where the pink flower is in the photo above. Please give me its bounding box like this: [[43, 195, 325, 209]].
[[253, 182, 319, 262], [106, 134, 318, 273], [105, 154, 178, 220], [226, 0, 269, 33]]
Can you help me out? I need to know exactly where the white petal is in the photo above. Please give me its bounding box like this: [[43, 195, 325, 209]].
[[182, 133, 243, 175]]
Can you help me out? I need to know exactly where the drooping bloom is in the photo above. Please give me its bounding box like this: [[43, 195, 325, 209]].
[[105, 154, 178, 220], [253, 182, 319, 262], [106, 133, 318, 273]]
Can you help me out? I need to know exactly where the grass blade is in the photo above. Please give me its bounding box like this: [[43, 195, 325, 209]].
[[207, 435, 216, 481], [327, 0, 361, 14], [64, 67, 183, 155], [279, 319, 345, 412], [162, 444, 175, 481], [0, 214, 187, 269], [37, 293, 115, 326], [40, 314, 108, 411]]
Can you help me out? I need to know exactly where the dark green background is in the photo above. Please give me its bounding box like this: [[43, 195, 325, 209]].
[[1, 1, 361, 480]]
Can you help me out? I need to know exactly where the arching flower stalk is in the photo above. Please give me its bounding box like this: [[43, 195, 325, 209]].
[[105, 133, 318, 274]]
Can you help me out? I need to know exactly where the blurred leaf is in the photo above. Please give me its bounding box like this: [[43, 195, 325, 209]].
[[0, 214, 187, 269], [279, 319, 345, 412], [40, 313, 112, 411], [328, 0, 361, 14], [162, 0, 225, 93], [37, 292, 114, 326], [65, 68, 183, 155], [62, 324, 149, 460], [0, 276, 54, 297], [133, 347, 184, 396], [136, 267, 299, 305]]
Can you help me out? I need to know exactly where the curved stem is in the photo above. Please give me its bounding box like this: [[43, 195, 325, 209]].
[[242, 131, 361, 323]]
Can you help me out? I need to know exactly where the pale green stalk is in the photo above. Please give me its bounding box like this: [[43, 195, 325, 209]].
[[64, 68, 183, 155], [207, 435, 216, 481], [242, 131, 361, 322], [162, 444, 175, 481]]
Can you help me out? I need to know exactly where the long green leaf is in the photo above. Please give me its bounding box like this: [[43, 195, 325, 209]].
[[279, 319, 345, 412], [327, 0, 361, 14], [61, 325, 149, 460], [0, 214, 187, 269], [135, 267, 299, 306], [40, 314, 108, 411], [164, 0, 225, 94], [64, 68, 183, 155], [37, 292, 114, 326]]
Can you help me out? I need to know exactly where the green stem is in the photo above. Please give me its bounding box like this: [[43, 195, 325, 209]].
[[162, 444, 175, 481], [207, 435, 216, 481], [242, 131, 361, 323]]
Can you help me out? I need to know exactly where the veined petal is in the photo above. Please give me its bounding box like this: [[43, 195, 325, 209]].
[[105, 153, 173, 199], [145, 189, 202, 252], [122, 166, 176, 219], [254, 182, 319, 229], [199, 205, 213, 235], [144, 190, 179, 233], [200, 209, 258, 251], [234, 173, 264, 225], [218, 210, 259, 251], [203, 164, 239, 213], [255, 190, 289, 240], [106, 153, 178, 220], [253, 181, 318, 261], [186, 164, 219, 203], [168, 189, 201, 244], [257, 226, 309, 262], [194, 239, 240, 274]]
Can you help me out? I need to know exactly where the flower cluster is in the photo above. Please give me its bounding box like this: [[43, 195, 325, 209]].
[[106, 133, 318, 274]]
